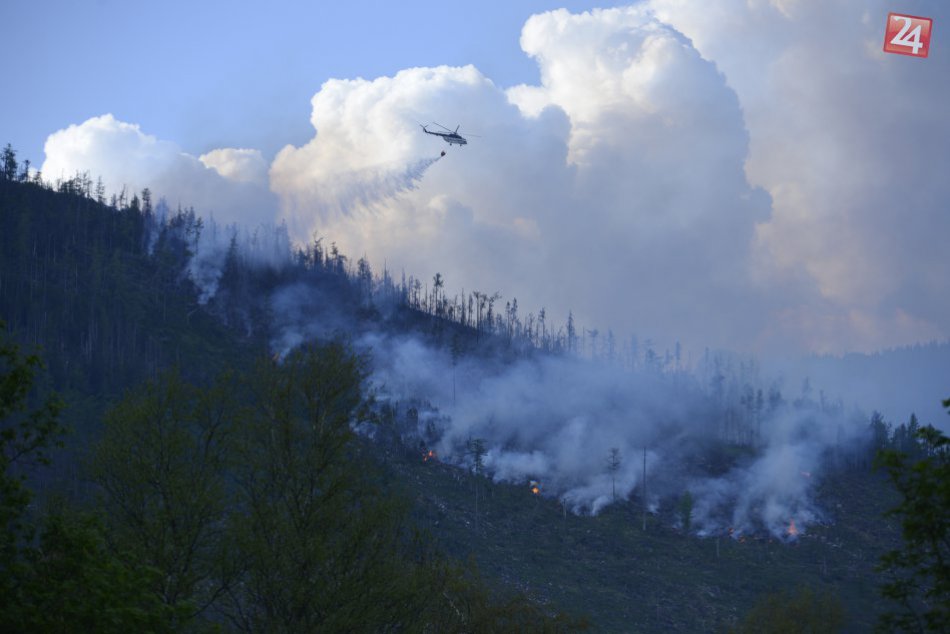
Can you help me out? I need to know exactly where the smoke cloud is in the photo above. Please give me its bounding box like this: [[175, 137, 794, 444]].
[[362, 330, 867, 537]]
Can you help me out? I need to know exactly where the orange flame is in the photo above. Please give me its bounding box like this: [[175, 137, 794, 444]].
[[423, 450, 437, 462], [529, 480, 541, 495], [531, 486, 540, 495], [787, 519, 799, 537]]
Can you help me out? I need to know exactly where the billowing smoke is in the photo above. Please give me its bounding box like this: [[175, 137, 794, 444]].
[[184, 238, 884, 539], [362, 331, 868, 538]]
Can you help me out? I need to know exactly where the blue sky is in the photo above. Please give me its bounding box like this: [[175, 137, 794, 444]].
[[2, 1, 949, 358], [2, 0, 618, 163]]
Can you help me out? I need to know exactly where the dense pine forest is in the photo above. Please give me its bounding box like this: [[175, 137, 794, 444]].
[[1, 144, 948, 632]]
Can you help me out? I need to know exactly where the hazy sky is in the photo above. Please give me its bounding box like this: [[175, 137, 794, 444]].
[[3, 0, 948, 357]]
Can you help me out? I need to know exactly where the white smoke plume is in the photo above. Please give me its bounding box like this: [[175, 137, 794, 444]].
[[360, 331, 869, 538]]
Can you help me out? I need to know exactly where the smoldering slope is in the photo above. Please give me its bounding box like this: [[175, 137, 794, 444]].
[[166, 148, 872, 541], [362, 332, 870, 540]]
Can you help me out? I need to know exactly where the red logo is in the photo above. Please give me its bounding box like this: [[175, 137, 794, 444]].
[[883, 13, 933, 58]]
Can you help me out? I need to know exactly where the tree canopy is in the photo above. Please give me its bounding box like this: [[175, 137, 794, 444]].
[[876, 399, 950, 632]]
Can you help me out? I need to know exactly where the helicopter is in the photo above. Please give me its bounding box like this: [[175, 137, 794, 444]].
[[420, 122, 476, 146]]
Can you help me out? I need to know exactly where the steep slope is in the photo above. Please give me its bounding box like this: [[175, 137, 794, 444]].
[[0, 169, 918, 631]]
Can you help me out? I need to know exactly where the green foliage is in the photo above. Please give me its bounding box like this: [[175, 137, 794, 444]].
[[221, 342, 422, 631], [1, 511, 179, 633], [730, 586, 845, 633], [1, 324, 175, 631], [90, 368, 236, 621], [0, 320, 64, 579], [876, 403, 950, 633], [91, 342, 572, 631]]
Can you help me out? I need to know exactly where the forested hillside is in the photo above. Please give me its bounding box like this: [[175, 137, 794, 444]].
[[1, 145, 946, 631], [0, 148, 587, 631]]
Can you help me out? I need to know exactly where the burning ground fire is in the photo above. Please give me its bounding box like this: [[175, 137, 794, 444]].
[[529, 480, 541, 495], [724, 522, 800, 543], [423, 449, 437, 463]]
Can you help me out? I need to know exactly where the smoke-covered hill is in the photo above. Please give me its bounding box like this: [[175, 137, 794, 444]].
[[0, 157, 941, 630], [769, 344, 950, 431]]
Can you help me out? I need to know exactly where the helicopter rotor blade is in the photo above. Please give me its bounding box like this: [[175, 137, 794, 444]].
[[432, 122, 454, 133]]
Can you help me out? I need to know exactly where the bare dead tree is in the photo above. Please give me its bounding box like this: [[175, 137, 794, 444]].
[[606, 447, 622, 502]]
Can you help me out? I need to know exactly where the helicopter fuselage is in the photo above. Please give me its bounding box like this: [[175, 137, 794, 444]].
[[422, 126, 468, 145]]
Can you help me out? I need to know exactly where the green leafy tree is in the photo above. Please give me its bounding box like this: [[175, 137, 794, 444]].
[[5, 511, 177, 633], [88, 341, 578, 631], [91, 369, 236, 625], [221, 342, 434, 632], [876, 401, 950, 632], [0, 321, 63, 571], [1, 323, 172, 631]]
